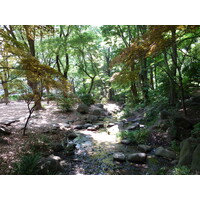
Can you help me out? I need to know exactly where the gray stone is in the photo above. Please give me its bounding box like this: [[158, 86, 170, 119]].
[[113, 152, 126, 162], [74, 125, 84, 130], [52, 143, 64, 152], [87, 125, 99, 131], [96, 122, 104, 128], [127, 123, 140, 131], [83, 123, 93, 129], [95, 103, 104, 109], [155, 146, 176, 160], [127, 153, 147, 163], [76, 104, 89, 114], [107, 123, 115, 127], [48, 154, 62, 161], [66, 142, 76, 151], [0, 138, 9, 145], [138, 144, 152, 153], [178, 137, 198, 167], [121, 139, 131, 145], [86, 115, 99, 123], [37, 157, 64, 175], [68, 132, 78, 140], [90, 107, 102, 116], [0, 126, 11, 136], [191, 144, 200, 171]]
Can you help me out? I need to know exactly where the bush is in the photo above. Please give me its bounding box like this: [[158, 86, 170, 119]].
[[191, 122, 200, 138], [13, 153, 41, 175], [171, 166, 191, 175], [57, 96, 75, 112], [79, 94, 94, 106], [117, 129, 149, 144]]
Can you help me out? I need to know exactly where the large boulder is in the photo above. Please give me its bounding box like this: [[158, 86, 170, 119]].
[[191, 144, 200, 171], [178, 137, 198, 167], [170, 116, 193, 140], [127, 153, 147, 163], [95, 103, 104, 109], [76, 104, 89, 114], [52, 143, 64, 152], [155, 146, 176, 160]]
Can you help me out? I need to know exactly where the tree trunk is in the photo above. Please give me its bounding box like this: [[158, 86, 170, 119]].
[[140, 58, 149, 104], [24, 26, 43, 110]]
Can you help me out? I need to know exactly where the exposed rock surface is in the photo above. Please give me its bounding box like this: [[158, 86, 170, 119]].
[[178, 137, 198, 167], [127, 153, 147, 163], [155, 146, 176, 160], [76, 104, 89, 114], [138, 144, 152, 153], [191, 144, 200, 171], [113, 152, 126, 162]]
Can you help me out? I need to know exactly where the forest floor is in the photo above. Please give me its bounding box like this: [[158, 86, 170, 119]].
[[0, 101, 174, 175]]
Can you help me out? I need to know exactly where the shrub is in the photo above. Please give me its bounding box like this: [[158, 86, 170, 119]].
[[13, 153, 41, 175], [191, 122, 200, 138], [171, 166, 191, 175], [117, 129, 149, 144], [79, 94, 95, 106], [57, 96, 75, 112]]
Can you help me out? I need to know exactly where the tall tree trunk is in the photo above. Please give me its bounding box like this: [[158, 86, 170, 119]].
[[140, 58, 149, 104], [24, 26, 42, 110], [171, 28, 187, 116]]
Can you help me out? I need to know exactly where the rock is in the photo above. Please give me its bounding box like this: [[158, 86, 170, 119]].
[[96, 122, 104, 128], [67, 132, 78, 140], [52, 143, 64, 152], [37, 157, 64, 175], [138, 144, 152, 153], [48, 154, 62, 161], [74, 125, 84, 130], [178, 137, 198, 167], [107, 123, 115, 127], [0, 126, 11, 136], [127, 123, 140, 131], [191, 144, 200, 171], [160, 110, 171, 120], [0, 138, 9, 145], [83, 123, 93, 129], [170, 116, 193, 140], [66, 142, 76, 151], [87, 125, 99, 131], [76, 104, 89, 114], [173, 116, 193, 129], [131, 117, 143, 123], [113, 152, 126, 162], [95, 103, 104, 109], [171, 160, 178, 165], [121, 139, 131, 145], [86, 115, 99, 123], [127, 153, 147, 163], [90, 107, 102, 116], [155, 146, 176, 160]]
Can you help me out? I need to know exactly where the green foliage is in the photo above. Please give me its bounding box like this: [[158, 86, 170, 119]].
[[13, 153, 41, 175], [79, 94, 95, 106], [171, 166, 191, 175], [57, 96, 76, 112], [191, 122, 200, 138], [170, 140, 180, 152], [117, 129, 149, 144]]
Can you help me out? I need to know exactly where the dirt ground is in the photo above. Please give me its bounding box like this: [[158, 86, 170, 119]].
[[0, 101, 83, 174]]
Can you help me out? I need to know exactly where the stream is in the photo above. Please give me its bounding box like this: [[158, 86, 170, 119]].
[[60, 103, 173, 175]]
